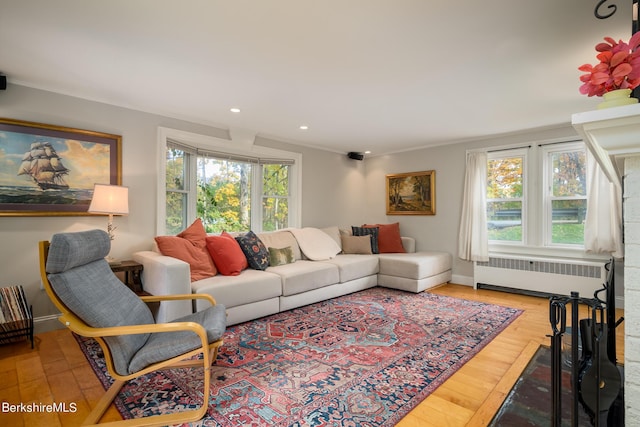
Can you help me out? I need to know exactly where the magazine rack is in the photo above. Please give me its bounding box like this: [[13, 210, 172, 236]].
[[0, 285, 34, 348]]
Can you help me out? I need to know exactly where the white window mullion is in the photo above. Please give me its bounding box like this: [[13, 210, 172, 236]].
[[186, 151, 197, 228], [251, 164, 262, 231]]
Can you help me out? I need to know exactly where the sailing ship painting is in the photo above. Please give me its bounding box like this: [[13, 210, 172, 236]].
[[0, 118, 121, 216], [17, 141, 70, 190]]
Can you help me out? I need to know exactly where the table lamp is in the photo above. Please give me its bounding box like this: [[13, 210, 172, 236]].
[[88, 184, 129, 264]]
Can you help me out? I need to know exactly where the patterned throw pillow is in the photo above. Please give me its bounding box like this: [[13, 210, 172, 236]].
[[235, 231, 270, 270], [351, 226, 379, 254], [268, 246, 296, 266]]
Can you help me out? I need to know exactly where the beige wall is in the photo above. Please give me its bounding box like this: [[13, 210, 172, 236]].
[[0, 84, 606, 334], [256, 135, 368, 228], [363, 126, 582, 282]]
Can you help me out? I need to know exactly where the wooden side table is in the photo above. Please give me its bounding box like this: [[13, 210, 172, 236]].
[[110, 261, 159, 316], [110, 260, 144, 294]]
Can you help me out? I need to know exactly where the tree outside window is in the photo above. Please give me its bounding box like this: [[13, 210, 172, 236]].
[[484, 142, 587, 248], [547, 148, 586, 245], [165, 147, 189, 234], [486, 155, 524, 243], [262, 164, 290, 232], [165, 144, 293, 234], [196, 157, 252, 233]]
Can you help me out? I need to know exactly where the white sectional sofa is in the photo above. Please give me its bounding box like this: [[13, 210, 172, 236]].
[[133, 226, 452, 325]]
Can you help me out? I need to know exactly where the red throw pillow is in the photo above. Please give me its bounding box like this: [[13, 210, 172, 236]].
[[363, 222, 406, 253], [206, 232, 248, 276], [155, 218, 217, 281]]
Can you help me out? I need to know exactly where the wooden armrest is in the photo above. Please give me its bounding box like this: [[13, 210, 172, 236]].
[[139, 293, 217, 306], [58, 313, 209, 344]]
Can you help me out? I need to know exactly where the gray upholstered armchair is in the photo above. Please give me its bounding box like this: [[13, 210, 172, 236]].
[[39, 229, 226, 426]]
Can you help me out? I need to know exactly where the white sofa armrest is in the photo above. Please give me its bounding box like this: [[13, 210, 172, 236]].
[[401, 236, 416, 253], [132, 251, 193, 322]]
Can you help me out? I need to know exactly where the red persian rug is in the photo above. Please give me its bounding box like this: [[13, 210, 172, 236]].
[[75, 287, 522, 426]]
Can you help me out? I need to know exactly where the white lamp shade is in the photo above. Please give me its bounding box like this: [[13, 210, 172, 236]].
[[88, 184, 129, 215]]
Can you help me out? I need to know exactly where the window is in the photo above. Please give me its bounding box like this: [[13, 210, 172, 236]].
[[261, 163, 290, 232], [160, 128, 300, 235], [486, 150, 526, 244], [543, 143, 587, 246], [485, 141, 587, 250], [195, 155, 254, 233], [165, 146, 191, 234]]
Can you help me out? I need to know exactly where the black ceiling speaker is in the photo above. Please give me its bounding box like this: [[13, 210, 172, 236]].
[[0, 75, 6, 90], [347, 152, 364, 161]]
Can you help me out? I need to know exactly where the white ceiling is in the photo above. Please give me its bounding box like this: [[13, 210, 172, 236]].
[[0, 1, 633, 155]]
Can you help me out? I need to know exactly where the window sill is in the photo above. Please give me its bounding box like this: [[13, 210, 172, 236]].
[[487, 243, 610, 262]]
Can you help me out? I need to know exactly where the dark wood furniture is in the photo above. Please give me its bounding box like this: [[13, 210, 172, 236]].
[[110, 260, 145, 294]]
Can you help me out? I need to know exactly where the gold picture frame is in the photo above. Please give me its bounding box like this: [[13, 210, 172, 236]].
[[386, 170, 435, 215], [0, 118, 122, 216]]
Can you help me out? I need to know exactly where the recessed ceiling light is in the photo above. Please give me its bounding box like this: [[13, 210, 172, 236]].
[[299, 125, 309, 130], [230, 108, 241, 113], [364, 151, 371, 154]]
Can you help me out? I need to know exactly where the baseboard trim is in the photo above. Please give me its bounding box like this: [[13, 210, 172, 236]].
[[33, 313, 63, 334], [451, 274, 473, 286]]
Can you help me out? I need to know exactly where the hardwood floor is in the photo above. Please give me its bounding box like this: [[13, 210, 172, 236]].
[[0, 284, 625, 426]]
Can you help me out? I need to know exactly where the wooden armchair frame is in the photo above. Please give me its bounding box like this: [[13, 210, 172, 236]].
[[39, 240, 224, 427]]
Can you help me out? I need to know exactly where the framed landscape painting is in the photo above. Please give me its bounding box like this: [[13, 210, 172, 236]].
[[386, 170, 436, 215], [0, 118, 122, 216]]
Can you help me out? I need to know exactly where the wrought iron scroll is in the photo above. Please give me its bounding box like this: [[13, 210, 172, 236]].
[[595, 0, 617, 19]]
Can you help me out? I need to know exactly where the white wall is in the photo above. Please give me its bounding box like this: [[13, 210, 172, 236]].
[[0, 85, 368, 332], [624, 155, 640, 424]]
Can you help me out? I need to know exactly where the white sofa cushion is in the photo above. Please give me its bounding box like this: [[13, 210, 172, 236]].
[[378, 270, 452, 293], [267, 260, 339, 296], [320, 254, 379, 283], [191, 269, 282, 309], [257, 230, 302, 260], [289, 227, 341, 261], [320, 226, 342, 250], [378, 251, 452, 280]]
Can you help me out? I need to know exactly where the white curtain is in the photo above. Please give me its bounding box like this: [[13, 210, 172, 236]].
[[458, 151, 489, 262], [584, 150, 624, 257]]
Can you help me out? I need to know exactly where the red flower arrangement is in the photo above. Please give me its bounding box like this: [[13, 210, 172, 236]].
[[579, 32, 640, 97]]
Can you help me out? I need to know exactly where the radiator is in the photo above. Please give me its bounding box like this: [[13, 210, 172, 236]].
[[474, 255, 606, 298]]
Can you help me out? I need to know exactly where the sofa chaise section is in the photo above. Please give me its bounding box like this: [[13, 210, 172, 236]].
[[378, 251, 453, 293]]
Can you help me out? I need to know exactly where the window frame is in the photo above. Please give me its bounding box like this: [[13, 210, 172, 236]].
[[164, 144, 194, 233], [540, 141, 588, 248], [485, 139, 591, 259], [486, 147, 528, 246], [157, 127, 302, 235]]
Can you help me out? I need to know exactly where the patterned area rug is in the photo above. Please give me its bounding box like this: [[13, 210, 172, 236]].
[[75, 287, 522, 426]]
